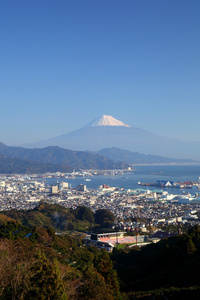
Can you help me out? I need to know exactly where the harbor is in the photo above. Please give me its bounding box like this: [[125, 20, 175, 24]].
[[138, 179, 200, 189]]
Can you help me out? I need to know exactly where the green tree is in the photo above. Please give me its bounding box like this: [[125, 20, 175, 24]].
[[29, 252, 67, 300], [77, 267, 113, 300], [188, 225, 200, 251], [95, 209, 115, 228], [73, 206, 94, 223], [93, 250, 121, 299]]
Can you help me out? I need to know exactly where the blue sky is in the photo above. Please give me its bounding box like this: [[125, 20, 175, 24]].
[[0, 0, 200, 145]]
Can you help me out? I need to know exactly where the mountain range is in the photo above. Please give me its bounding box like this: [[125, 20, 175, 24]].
[[0, 141, 198, 174], [99, 147, 199, 165], [0, 115, 199, 173], [0, 142, 128, 174], [0, 152, 73, 174], [24, 115, 200, 160]]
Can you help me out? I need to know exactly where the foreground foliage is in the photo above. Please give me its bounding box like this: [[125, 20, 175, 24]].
[[0, 220, 121, 299], [112, 225, 200, 299], [2, 203, 200, 299]]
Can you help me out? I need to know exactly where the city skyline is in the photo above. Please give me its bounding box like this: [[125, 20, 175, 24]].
[[0, 0, 200, 145]]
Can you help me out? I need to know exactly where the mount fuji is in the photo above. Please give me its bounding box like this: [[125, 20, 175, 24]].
[[24, 115, 200, 160]]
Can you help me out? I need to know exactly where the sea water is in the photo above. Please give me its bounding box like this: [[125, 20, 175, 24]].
[[47, 164, 200, 196]]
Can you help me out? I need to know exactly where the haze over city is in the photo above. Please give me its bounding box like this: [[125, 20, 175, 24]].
[[1, 1, 200, 146]]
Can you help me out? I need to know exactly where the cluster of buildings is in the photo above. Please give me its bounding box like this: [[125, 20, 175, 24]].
[[0, 174, 200, 232]]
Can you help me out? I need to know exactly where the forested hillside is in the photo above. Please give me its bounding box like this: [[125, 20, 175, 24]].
[[112, 225, 200, 299], [0, 219, 120, 299], [1, 202, 116, 233], [0, 143, 128, 171], [1, 203, 200, 299]]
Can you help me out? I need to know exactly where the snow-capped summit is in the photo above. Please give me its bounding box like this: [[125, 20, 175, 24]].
[[88, 115, 131, 127], [24, 115, 200, 160]]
